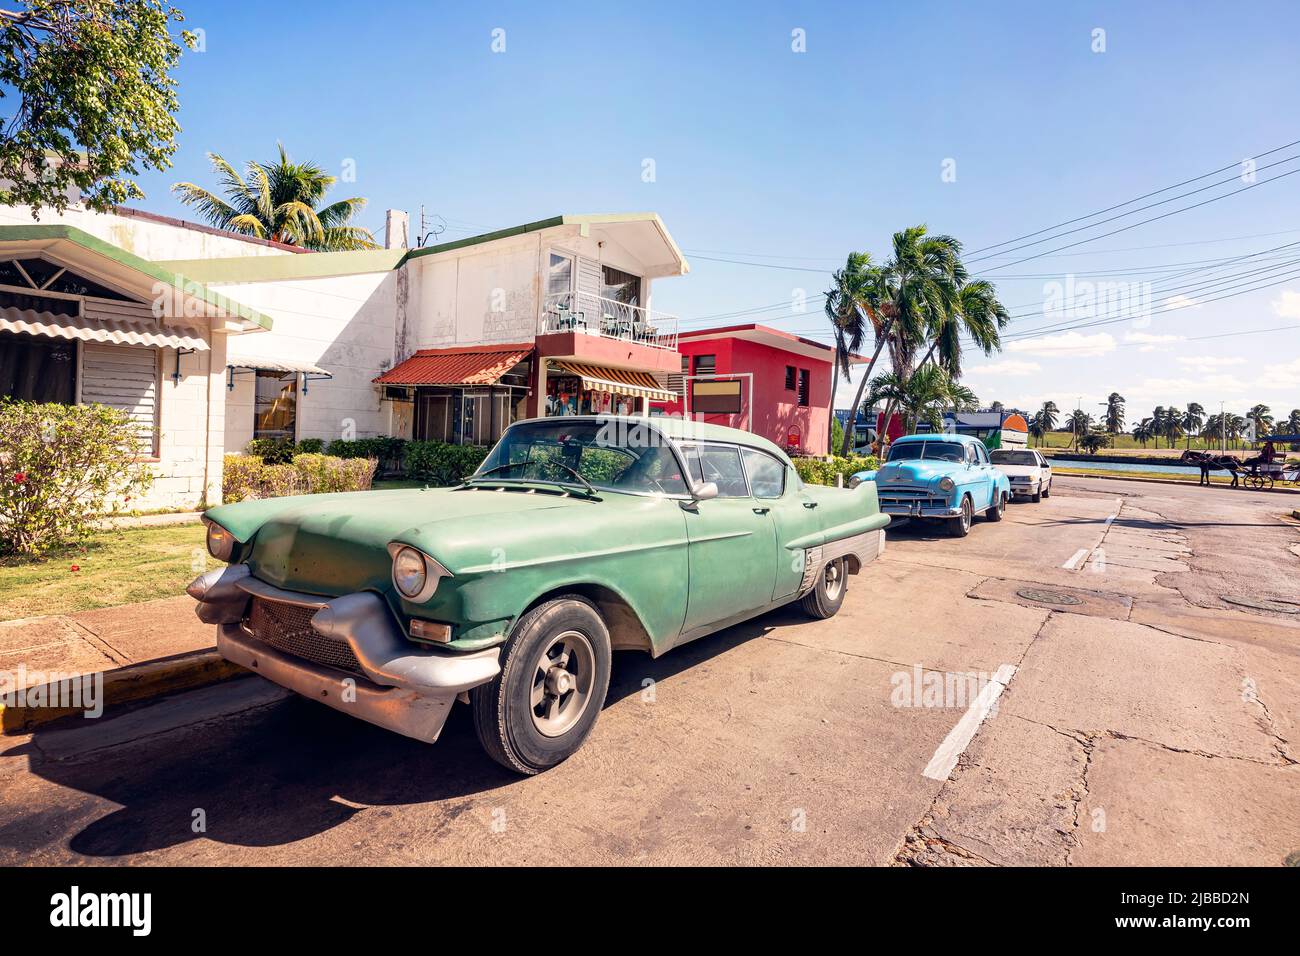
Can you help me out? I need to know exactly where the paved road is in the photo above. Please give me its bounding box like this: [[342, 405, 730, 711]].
[[2, 477, 1297, 865]]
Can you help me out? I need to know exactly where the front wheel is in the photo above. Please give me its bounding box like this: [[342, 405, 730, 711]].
[[985, 491, 1007, 521], [472, 596, 612, 775], [1041, 480, 1051, 498], [946, 496, 973, 537], [801, 557, 848, 619]]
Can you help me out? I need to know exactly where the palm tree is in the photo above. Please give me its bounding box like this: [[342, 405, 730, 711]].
[[1132, 417, 1155, 448], [172, 145, 378, 251], [1162, 407, 1184, 447], [824, 253, 878, 453], [1227, 413, 1247, 449], [1066, 409, 1093, 451], [1182, 403, 1205, 449], [1288, 409, 1300, 435], [1027, 412, 1046, 448], [919, 277, 1010, 379], [842, 226, 964, 455], [1247, 404, 1273, 444], [1151, 406, 1166, 448], [1037, 400, 1059, 448], [1104, 392, 1126, 435], [865, 365, 977, 438]]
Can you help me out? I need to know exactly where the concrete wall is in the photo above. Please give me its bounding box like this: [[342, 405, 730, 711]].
[[0, 204, 295, 261], [210, 270, 401, 447], [404, 225, 659, 356], [146, 332, 226, 510]]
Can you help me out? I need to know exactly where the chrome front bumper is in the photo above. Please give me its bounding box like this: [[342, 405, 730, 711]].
[[879, 501, 962, 518], [189, 565, 501, 743]]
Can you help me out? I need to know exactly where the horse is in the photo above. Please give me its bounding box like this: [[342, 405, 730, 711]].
[[1180, 450, 1241, 487]]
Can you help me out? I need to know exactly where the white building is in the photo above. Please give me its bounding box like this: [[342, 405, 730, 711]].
[[0, 203, 689, 510]]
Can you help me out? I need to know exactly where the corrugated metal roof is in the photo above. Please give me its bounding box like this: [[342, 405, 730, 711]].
[[374, 343, 533, 386], [0, 306, 209, 351], [227, 355, 330, 375], [550, 360, 678, 401]]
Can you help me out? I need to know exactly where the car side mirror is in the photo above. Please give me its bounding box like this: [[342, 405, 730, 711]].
[[692, 481, 719, 501]]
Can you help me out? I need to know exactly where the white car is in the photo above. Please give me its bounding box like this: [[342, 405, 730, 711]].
[[990, 448, 1052, 502]]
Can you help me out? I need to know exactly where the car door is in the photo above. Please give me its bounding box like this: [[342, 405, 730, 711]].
[[741, 447, 817, 601], [1037, 450, 1051, 485], [969, 442, 994, 510], [678, 442, 778, 636]]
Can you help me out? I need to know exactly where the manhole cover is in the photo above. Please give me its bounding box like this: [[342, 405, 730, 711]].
[[1017, 588, 1084, 606], [1221, 595, 1300, 615]]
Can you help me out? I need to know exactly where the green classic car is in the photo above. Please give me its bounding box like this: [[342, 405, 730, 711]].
[[188, 416, 888, 774]]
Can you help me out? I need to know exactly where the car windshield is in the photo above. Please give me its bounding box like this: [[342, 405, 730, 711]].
[[887, 441, 966, 463], [991, 451, 1038, 465], [473, 420, 690, 495]]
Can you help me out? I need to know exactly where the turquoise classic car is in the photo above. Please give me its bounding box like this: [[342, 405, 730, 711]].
[[850, 433, 1010, 538], [189, 417, 888, 774]]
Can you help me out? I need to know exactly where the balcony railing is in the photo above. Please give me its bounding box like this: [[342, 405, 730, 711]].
[[540, 291, 678, 351]]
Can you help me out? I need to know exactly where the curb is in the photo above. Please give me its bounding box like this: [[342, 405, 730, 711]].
[[0, 649, 244, 735], [1055, 471, 1300, 494]]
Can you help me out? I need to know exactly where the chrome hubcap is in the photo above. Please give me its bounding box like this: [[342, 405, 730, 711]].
[[530, 630, 595, 737], [824, 560, 844, 601], [962, 502, 971, 529]]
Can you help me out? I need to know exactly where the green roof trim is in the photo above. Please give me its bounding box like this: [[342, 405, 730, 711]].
[[0, 224, 274, 330], [156, 248, 406, 284]]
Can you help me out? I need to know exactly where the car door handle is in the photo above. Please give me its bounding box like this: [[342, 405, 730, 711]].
[[803, 501, 818, 509], [753, 507, 770, 515]]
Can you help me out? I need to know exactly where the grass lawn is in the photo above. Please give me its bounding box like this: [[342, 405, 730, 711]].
[[0, 524, 220, 623], [1035, 431, 1269, 455]]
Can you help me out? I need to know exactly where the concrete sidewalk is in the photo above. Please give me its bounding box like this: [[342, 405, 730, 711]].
[[0, 595, 234, 732]]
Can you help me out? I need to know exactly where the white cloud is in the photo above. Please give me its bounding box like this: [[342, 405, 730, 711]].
[[1161, 294, 1200, 310], [1123, 330, 1185, 352], [962, 359, 1042, 377], [1006, 331, 1116, 358], [1176, 355, 1248, 371], [1123, 374, 1250, 401], [1258, 357, 1300, 392], [1271, 288, 1300, 320]]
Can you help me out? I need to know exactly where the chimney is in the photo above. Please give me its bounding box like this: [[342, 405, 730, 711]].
[[384, 209, 409, 250]]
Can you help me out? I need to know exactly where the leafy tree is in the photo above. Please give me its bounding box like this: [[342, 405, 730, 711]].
[[1027, 412, 1046, 448], [0, 0, 194, 215], [1182, 403, 1205, 449], [1247, 404, 1273, 442], [1104, 392, 1126, 434], [1066, 409, 1092, 451], [1131, 417, 1155, 448], [1287, 408, 1300, 435], [1080, 430, 1111, 454], [173, 144, 377, 250]]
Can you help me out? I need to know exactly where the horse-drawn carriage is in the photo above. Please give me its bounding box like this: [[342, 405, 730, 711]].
[[1182, 436, 1300, 489]]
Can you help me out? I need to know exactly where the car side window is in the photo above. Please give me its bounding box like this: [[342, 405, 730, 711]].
[[681, 443, 750, 497], [741, 448, 785, 499]]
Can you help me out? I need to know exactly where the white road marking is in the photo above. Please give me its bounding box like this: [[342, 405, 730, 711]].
[[1062, 548, 1090, 569], [922, 664, 1018, 781]]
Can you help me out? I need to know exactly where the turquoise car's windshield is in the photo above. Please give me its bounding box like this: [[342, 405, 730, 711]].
[[473, 421, 690, 495], [887, 441, 966, 463]]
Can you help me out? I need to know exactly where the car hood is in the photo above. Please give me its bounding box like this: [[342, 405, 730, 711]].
[[873, 460, 958, 485], [208, 486, 586, 596]]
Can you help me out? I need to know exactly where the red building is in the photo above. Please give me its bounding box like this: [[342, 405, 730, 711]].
[[652, 324, 853, 456]]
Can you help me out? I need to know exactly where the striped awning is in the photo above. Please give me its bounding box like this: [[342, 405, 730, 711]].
[[0, 306, 209, 351], [550, 360, 677, 401], [375, 343, 533, 386], [228, 355, 331, 376]]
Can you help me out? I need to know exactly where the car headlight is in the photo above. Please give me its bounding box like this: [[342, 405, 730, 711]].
[[392, 546, 427, 599], [205, 520, 236, 562], [938, 476, 955, 493]]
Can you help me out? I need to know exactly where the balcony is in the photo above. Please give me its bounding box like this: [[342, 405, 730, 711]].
[[540, 291, 678, 352]]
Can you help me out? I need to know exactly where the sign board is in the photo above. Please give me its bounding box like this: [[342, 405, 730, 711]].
[[690, 378, 743, 414]]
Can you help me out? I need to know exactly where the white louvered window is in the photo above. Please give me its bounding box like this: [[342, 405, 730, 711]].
[[80, 343, 159, 456]]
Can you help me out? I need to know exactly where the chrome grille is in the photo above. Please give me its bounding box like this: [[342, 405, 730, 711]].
[[243, 596, 362, 675]]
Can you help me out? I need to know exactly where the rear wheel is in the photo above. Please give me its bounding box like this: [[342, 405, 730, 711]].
[[801, 557, 848, 619], [472, 596, 611, 775], [946, 496, 973, 537], [985, 491, 1007, 521]]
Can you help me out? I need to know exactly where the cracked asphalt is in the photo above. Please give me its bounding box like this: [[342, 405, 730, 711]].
[[1, 476, 1296, 866]]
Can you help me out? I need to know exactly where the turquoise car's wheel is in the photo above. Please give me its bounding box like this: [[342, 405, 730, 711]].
[[985, 491, 1006, 521], [472, 596, 611, 775], [801, 557, 848, 619], [947, 496, 973, 537]]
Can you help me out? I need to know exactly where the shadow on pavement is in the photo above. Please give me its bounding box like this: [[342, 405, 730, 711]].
[[1, 604, 802, 860]]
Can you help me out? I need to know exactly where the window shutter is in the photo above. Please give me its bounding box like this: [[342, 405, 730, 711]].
[[80, 343, 158, 453]]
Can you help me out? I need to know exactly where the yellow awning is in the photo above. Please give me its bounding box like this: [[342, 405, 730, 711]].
[[550, 360, 677, 402]]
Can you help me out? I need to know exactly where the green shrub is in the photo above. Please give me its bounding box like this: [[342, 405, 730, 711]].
[[326, 436, 406, 462], [0, 400, 154, 555], [295, 437, 325, 454], [403, 441, 489, 485], [793, 454, 878, 487], [222, 453, 378, 502], [245, 437, 297, 464]]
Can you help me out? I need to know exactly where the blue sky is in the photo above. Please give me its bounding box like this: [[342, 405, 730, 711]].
[[130, 0, 1300, 423]]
